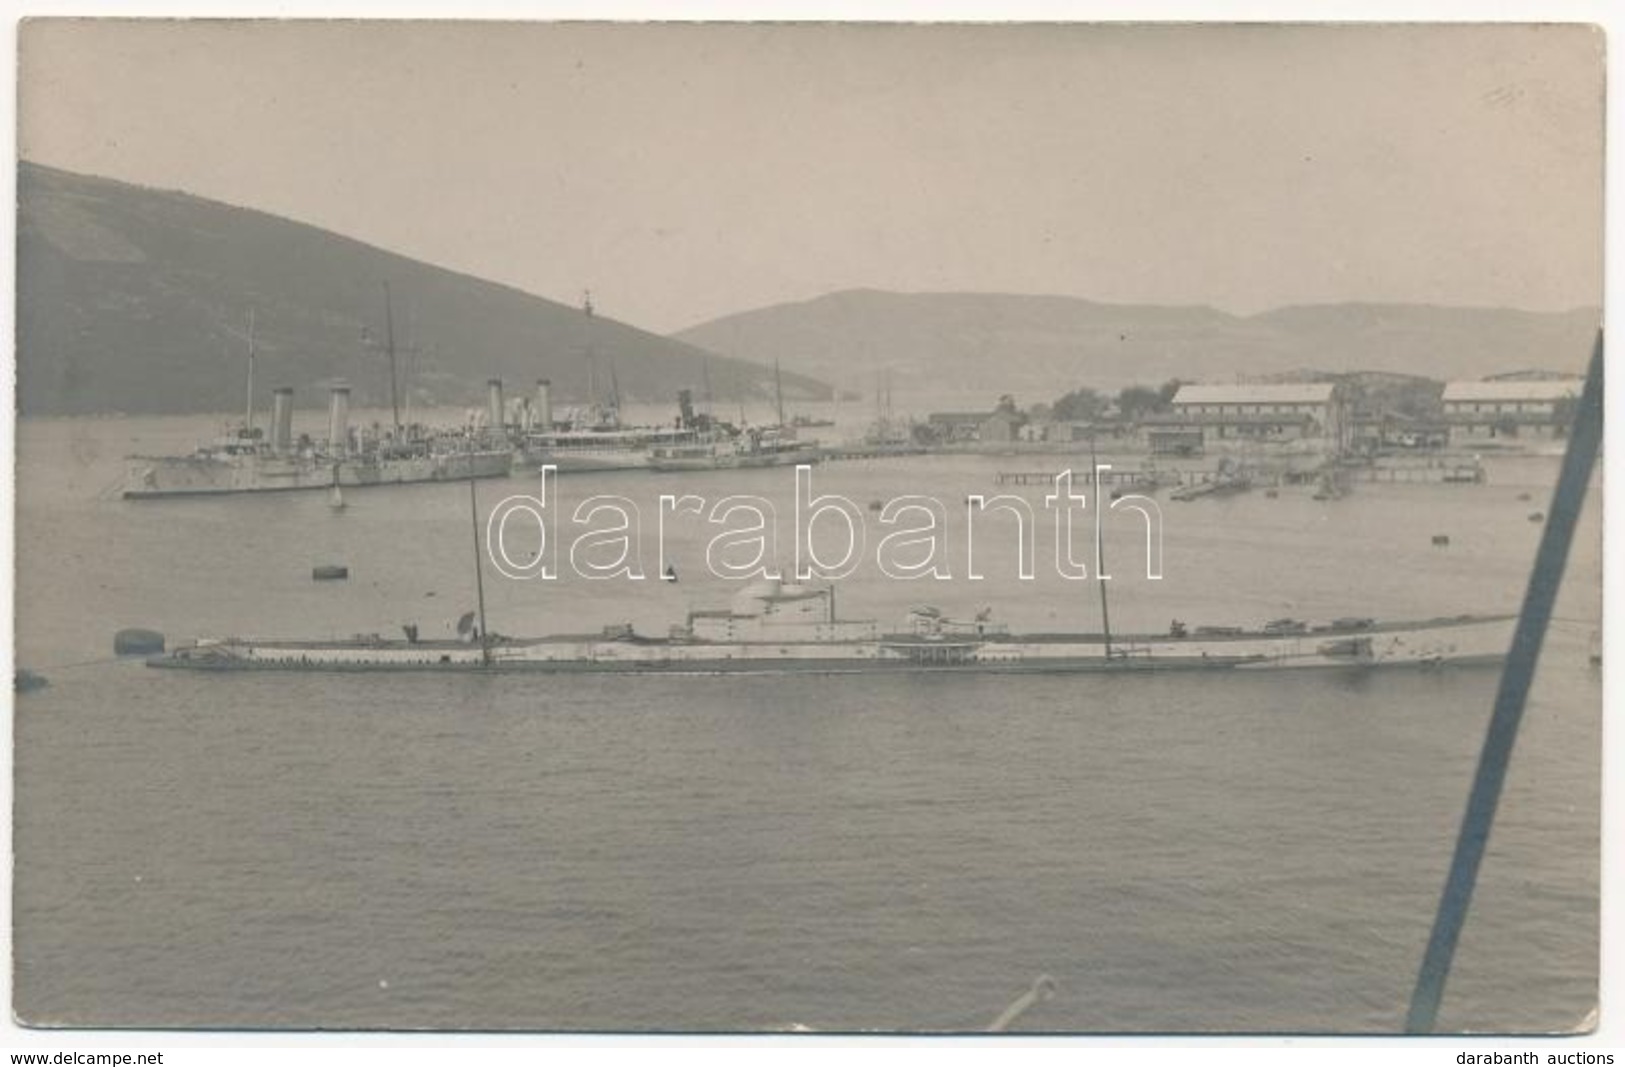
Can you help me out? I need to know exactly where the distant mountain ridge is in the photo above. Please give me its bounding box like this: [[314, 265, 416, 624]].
[[674, 289, 1599, 406], [16, 162, 828, 416]]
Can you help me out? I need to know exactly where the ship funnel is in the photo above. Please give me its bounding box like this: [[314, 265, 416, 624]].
[[487, 378, 505, 437], [327, 384, 351, 457], [270, 387, 295, 453], [535, 379, 553, 432]]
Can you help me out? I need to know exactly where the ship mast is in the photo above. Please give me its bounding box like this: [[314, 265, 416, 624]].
[[383, 282, 402, 434], [1091, 433, 1114, 659], [223, 308, 259, 434], [244, 309, 256, 434], [469, 475, 491, 667], [583, 290, 597, 413], [775, 358, 786, 428], [404, 305, 420, 427]]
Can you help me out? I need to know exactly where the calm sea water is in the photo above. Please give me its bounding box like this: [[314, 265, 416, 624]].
[[12, 416, 1602, 1033]]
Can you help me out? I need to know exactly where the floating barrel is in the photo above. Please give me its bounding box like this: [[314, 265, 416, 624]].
[[114, 628, 165, 656], [14, 669, 48, 693], [312, 565, 350, 581]]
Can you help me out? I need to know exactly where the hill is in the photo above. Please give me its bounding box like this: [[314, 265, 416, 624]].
[[16, 162, 828, 416], [674, 289, 1599, 407]]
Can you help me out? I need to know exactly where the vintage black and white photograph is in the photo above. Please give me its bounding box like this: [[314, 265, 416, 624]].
[[9, 19, 1606, 1037]]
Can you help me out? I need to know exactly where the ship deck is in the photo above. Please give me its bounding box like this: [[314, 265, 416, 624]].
[[184, 613, 1511, 652]]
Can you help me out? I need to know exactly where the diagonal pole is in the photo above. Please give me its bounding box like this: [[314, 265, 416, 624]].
[[1405, 332, 1604, 1032]]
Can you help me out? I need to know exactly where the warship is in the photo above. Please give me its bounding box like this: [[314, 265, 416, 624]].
[[123, 298, 514, 498], [147, 578, 1513, 675], [124, 381, 514, 498]]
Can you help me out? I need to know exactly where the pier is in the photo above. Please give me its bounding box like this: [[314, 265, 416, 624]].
[[819, 443, 929, 462], [993, 468, 1169, 488], [993, 458, 1485, 490], [1342, 462, 1486, 484]]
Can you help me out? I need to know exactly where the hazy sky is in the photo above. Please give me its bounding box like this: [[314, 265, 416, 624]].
[[17, 20, 1605, 333]]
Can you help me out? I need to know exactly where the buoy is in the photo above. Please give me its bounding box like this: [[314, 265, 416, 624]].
[[312, 565, 349, 581], [113, 628, 165, 656], [14, 669, 49, 693]]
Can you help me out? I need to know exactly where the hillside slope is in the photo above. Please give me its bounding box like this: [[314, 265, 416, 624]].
[[17, 162, 827, 416], [675, 289, 1598, 404]]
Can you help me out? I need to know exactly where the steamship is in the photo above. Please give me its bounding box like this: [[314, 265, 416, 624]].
[[147, 579, 1515, 675], [646, 359, 825, 472], [641, 384, 824, 473], [646, 426, 823, 471], [513, 378, 698, 474], [122, 380, 514, 498]]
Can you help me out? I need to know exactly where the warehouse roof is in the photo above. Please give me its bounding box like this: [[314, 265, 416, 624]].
[[1171, 383, 1336, 406], [1441, 380, 1580, 403]]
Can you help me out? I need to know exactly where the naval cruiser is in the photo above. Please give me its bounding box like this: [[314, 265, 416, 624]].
[[123, 380, 515, 498]]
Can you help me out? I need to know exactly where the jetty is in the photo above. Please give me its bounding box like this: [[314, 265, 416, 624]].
[[994, 467, 1167, 488], [994, 455, 1487, 491]]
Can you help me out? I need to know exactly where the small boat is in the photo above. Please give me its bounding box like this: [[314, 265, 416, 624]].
[[312, 565, 349, 581]]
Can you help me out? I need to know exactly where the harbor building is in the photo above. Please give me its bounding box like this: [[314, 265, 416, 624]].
[[1439, 379, 1581, 443], [925, 408, 1029, 444], [1349, 412, 1450, 452], [980, 409, 1027, 443], [926, 411, 996, 443], [1138, 419, 1206, 456], [1135, 382, 1341, 452]]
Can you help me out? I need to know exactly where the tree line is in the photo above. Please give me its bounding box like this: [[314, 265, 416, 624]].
[[1025, 380, 1183, 423]]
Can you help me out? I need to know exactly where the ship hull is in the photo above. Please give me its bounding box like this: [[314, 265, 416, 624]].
[[516, 449, 650, 474], [648, 448, 823, 472], [123, 450, 513, 498], [147, 615, 1514, 675]]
